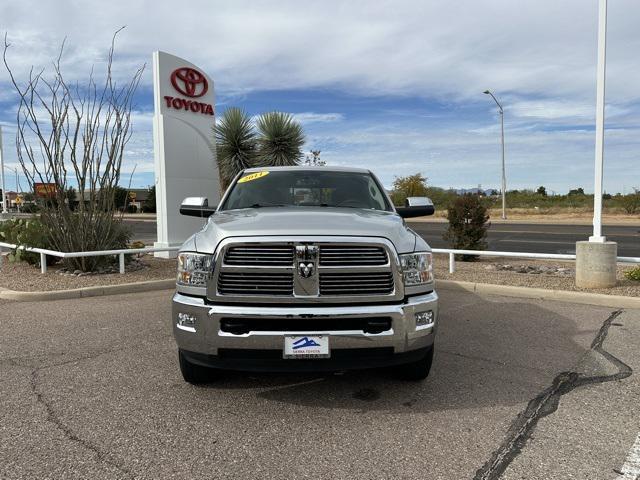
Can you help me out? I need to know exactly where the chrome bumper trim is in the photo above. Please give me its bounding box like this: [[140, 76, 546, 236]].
[[172, 291, 438, 355]]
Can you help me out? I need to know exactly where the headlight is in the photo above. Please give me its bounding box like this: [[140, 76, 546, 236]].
[[400, 252, 433, 286], [177, 252, 214, 287]]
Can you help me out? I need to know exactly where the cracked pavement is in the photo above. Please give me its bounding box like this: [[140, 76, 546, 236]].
[[0, 288, 639, 479]]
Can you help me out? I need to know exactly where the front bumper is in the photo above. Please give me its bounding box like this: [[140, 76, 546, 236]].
[[171, 291, 438, 371]]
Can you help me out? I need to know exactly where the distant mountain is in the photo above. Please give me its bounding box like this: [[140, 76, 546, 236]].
[[455, 188, 497, 196]]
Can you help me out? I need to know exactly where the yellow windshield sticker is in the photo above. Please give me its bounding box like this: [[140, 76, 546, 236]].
[[238, 171, 270, 183]]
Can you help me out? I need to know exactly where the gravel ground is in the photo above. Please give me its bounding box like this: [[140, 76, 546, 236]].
[[434, 253, 640, 297], [0, 253, 177, 291], [1, 252, 638, 296]]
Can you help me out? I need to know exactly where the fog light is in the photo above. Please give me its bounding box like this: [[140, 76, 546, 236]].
[[177, 312, 197, 331], [415, 310, 434, 327]]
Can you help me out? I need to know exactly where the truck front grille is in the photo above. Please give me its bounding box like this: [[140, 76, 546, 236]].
[[319, 272, 394, 296], [224, 246, 294, 266], [218, 272, 294, 296], [319, 245, 387, 266], [212, 239, 400, 303]]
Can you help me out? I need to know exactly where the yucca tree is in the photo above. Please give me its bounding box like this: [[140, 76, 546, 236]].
[[256, 112, 305, 167], [214, 108, 257, 188]]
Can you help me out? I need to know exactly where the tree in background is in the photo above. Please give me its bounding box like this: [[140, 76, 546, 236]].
[[305, 150, 325, 166], [444, 195, 490, 261], [536, 186, 547, 196], [568, 187, 585, 196], [64, 187, 76, 211], [256, 112, 305, 167], [390, 173, 429, 206], [113, 186, 129, 211], [214, 107, 257, 189], [621, 188, 640, 214], [3, 29, 142, 271], [143, 185, 156, 213]]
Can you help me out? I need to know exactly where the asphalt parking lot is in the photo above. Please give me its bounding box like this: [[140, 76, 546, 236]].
[[1, 289, 639, 479]]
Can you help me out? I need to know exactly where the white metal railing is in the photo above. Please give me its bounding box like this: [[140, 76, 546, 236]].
[[432, 248, 640, 274], [0, 241, 179, 274], [1, 242, 639, 276]]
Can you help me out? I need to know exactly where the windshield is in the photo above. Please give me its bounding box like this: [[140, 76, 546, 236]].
[[220, 170, 392, 212]]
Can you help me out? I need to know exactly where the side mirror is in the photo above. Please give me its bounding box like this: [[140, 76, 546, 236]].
[[179, 197, 217, 218], [396, 197, 435, 218]]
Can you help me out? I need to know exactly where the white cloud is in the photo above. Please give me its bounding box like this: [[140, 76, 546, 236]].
[[1, 0, 639, 193], [2, 0, 639, 103], [292, 112, 344, 124]]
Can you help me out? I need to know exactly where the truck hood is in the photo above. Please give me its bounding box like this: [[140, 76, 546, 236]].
[[190, 207, 421, 254]]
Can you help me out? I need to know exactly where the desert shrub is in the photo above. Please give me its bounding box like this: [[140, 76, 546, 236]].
[[20, 203, 39, 214], [444, 195, 490, 261], [624, 266, 640, 281], [0, 218, 59, 266], [4, 30, 143, 272], [620, 191, 640, 214]]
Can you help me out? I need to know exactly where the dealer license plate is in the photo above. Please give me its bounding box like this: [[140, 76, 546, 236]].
[[283, 335, 330, 359]]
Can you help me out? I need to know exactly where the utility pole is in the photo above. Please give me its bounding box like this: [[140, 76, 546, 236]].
[[483, 90, 507, 219]]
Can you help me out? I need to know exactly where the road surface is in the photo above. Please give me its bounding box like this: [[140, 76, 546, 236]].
[[125, 218, 640, 257], [1, 289, 638, 479]]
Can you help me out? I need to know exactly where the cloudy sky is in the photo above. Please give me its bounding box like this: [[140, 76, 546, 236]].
[[1, 0, 639, 193]]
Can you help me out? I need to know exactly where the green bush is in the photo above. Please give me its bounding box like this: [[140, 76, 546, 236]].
[[444, 195, 490, 261], [624, 266, 640, 281], [0, 218, 59, 266]]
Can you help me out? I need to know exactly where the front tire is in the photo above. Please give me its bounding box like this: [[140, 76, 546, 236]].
[[178, 350, 215, 384], [394, 346, 434, 381]]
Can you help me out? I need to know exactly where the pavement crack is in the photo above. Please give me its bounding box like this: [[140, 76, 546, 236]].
[[473, 309, 632, 480], [29, 366, 134, 478]]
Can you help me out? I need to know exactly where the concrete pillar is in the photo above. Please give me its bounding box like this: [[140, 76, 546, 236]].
[[575, 241, 617, 288]]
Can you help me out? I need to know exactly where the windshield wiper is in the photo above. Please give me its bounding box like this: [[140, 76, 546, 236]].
[[249, 203, 285, 208]]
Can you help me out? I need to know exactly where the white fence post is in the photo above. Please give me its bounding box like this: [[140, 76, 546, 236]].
[[40, 253, 47, 274], [449, 252, 456, 273], [119, 253, 125, 274]]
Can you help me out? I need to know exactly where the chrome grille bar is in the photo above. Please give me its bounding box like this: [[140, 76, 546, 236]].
[[319, 245, 387, 266], [218, 272, 293, 296], [224, 246, 294, 266], [319, 272, 394, 295]]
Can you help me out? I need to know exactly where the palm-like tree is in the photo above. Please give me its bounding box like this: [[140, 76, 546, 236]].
[[214, 108, 257, 188], [255, 112, 305, 167]]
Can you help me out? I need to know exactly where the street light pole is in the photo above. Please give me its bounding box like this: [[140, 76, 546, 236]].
[[483, 90, 507, 219], [575, 0, 616, 289], [0, 125, 7, 214], [590, 0, 607, 242]]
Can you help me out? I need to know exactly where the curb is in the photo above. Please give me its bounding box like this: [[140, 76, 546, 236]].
[[1, 278, 638, 308], [436, 279, 640, 309], [0, 279, 175, 302]]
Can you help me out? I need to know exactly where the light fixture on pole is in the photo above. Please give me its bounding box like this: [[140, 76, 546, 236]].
[[483, 90, 507, 220], [0, 125, 7, 214]]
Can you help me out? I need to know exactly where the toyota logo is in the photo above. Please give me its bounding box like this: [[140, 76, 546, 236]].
[[170, 67, 208, 98]]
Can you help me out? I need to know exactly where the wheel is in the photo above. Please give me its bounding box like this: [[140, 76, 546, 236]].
[[178, 350, 215, 384], [394, 346, 434, 381]]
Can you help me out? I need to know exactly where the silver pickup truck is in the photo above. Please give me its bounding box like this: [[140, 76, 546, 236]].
[[172, 166, 438, 383]]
